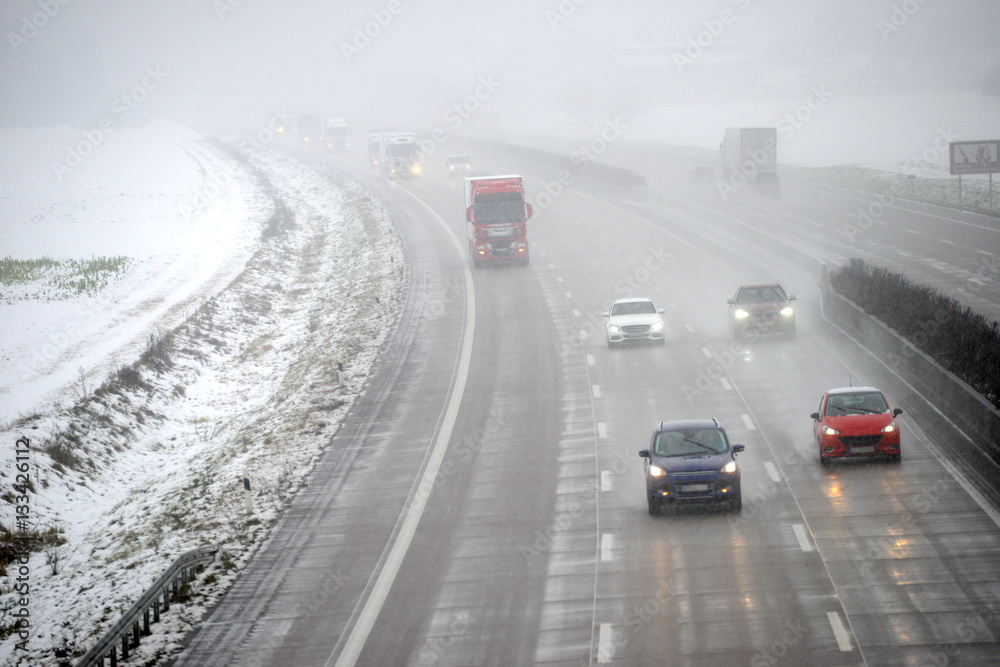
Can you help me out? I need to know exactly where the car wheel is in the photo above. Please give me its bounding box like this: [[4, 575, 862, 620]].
[[730, 494, 742, 512], [820, 450, 829, 466], [647, 495, 659, 516], [733, 325, 743, 342], [520, 256, 530, 266], [658, 337, 666, 346], [787, 323, 796, 339], [890, 452, 901, 463], [607, 338, 616, 349]]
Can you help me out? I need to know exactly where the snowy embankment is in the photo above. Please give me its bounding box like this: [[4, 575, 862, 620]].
[[0, 126, 403, 666]]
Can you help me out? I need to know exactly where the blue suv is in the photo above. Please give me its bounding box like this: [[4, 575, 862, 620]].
[[638, 419, 744, 514]]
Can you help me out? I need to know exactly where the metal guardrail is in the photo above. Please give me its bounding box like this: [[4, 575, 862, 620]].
[[75, 545, 217, 667]]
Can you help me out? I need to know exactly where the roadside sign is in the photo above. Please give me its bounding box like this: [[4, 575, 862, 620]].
[[950, 140, 1000, 175]]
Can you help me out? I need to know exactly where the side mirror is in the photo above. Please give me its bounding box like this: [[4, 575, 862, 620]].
[[789, 295, 797, 302], [525, 203, 533, 220], [657, 308, 665, 314], [466, 206, 473, 223], [602, 312, 610, 318], [727, 299, 734, 305], [638, 449, 650, 458], [810, 412, 820, 421], [732, 444, 745, 453], [893, 408, 904, 417]]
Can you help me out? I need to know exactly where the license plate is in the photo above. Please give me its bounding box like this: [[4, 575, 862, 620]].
[[850, 446, 875, 454], [680, 484, 710, 492]]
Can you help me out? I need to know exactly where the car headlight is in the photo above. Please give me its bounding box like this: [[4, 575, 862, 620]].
[[822, 425, 839, 436], [650, 320, 664, 331], [649, 465, 665, 477], [734, 309, 749, 320], [780, 306, 794, 317], [721, 461, 737, 474], [411, 164, 422, 175], [608, 324, 621, 333], [881, 422, 896, 433]]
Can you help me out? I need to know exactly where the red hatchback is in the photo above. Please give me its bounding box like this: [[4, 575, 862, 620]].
[[811, 387, 903, 464]]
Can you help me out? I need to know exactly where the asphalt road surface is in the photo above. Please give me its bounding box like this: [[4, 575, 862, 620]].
[[173, 139, 1000, 666]]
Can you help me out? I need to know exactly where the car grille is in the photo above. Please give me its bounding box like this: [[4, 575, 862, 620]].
[[671, 470, 716, 478], [749, 311, 779, 323], [840, 434, 882, 447], [622, 324, 651, 333], [486, 241, 514, 255]]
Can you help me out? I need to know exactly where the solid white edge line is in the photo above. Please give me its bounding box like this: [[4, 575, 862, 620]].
[[331, 187, 476, 667], [792, 523, 814, 552], [827, 611, 854, 652], [597, 623, 612, 663]]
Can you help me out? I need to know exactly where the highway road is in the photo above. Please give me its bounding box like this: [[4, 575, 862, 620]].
[[173, 139, 1000, 666]]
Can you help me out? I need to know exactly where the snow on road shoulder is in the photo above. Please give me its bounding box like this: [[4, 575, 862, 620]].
[[0, 142, 404, 666]]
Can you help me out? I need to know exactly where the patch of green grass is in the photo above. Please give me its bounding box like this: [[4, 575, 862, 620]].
[[0, 255, 132, 303]]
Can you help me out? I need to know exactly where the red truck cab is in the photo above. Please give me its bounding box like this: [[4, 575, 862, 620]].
[[464, 175, 533, 267]]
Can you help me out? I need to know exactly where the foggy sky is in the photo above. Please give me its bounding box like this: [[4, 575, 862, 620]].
[[2, 0, 999, 136]]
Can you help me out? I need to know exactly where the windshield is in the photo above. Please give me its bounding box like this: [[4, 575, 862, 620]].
[[448, 155, 470, 165], [825, 392, 888, 415], [473, 192, 523, 224], [327, 127, 349, 136], [611, 301, 656, 316], [654, 429, 728, 457], [388, 143, 417, 158], [736, 286, 787, 303]]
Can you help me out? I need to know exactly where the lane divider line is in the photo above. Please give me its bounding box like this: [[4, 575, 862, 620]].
[[598, 623, 612, 663], [793, 523, 814, 552], [827, 611, 854, 652], [592, 384, 602, 398], [601, 534, 613, 561], [601, 470, 613, 492], [741, 414, 755, 430], [764, 461, 782, 483]]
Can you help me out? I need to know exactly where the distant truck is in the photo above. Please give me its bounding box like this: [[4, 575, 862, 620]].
[[464, 175, 533, 266], [298, 114, 323, 144], [324, 117, 351, 151], [722, 127, 778, 195], [378, 131, 421, 178]]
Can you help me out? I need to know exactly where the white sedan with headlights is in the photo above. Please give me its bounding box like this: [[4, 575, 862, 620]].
[[603, 297, 666, 348]]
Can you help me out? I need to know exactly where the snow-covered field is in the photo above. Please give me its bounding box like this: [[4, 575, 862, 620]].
[[0, 124, 403, 665]]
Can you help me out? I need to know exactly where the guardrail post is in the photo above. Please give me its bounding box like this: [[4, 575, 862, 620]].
[[163, 587, 170, 612], [143, 609, 150, 635], [132, 621, 140, 647], [121, 633, 129, 660], [110, 648, 117, 667], [153, 599, 160, 623]]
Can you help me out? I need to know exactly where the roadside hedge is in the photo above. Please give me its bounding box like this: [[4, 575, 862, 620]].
[[830, 258, 1000, 410]]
